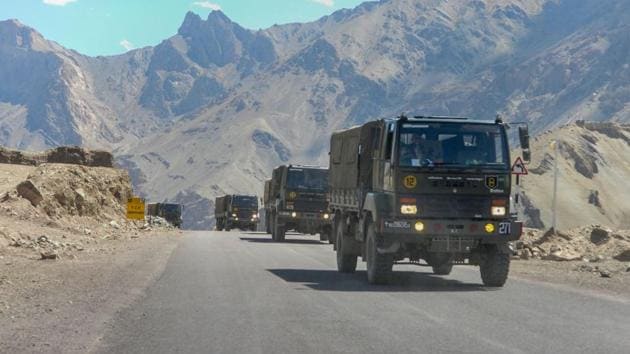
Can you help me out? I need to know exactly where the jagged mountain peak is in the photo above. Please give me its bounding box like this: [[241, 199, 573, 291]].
[[178, 10, 238, 37], [0, 18, 66, 54]]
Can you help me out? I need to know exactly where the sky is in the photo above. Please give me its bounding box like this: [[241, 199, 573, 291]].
[[0, 0, 366, 56]]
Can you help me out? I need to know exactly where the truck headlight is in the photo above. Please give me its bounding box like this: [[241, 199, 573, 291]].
[[252, 213, 258, 219], [414, 221, 425, 232], [400, 205, 418, 215], [485, 223, 495, 233], [232, 213, 237, 217], [323, 213, 330, 219], [491, 206, 506, 216], [291, 212, 297, 218]]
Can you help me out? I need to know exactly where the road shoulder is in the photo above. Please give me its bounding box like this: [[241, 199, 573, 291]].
[[0, 231, 181, 353]]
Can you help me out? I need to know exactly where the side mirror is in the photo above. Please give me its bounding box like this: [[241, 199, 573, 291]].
[[518, 126, 531, 163], [518, 126, 530, 150]]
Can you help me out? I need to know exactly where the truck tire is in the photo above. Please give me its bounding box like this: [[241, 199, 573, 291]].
[[432, 263, 453, 276], [480, 246, 510, 287], [265, 216, 271, 234], [268, 212, 275, 237], [216, 219, 224, 231], [428, 253, 453, 275], [272, 215, 285, 242], [319, 227, 331, 242], [366, 220, 393, 284], [336, 217, 357, 273]]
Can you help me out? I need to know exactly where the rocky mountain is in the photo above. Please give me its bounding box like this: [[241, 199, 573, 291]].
[[1, 0, 630, 228], [518, 122, 630, 231]]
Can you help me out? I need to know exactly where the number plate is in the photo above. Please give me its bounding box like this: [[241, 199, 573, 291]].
[[499, 222, 511, 235]]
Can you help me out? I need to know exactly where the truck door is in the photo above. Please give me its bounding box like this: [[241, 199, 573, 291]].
[[382, 122, 395, 191]]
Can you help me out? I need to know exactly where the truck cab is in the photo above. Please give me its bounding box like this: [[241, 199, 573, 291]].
[[329, 115, 529, 286], [267, 165, 333, 242], [215, 194, 259, 231]]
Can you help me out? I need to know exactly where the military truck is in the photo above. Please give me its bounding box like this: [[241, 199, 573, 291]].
[[263, 179, 273, 234], [146, 203, 183, 228], [267, 165, 333, 242], [215, 195, 259, 231], [328, 115, 529, 286]]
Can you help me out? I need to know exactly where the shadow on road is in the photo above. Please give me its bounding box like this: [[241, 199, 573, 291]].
[[239, 237, 325, 245], [267, 269, 487, 292]]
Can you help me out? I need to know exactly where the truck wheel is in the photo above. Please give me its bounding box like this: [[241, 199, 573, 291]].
[[366, 220, 393, 284], [319, 227, 331, 242], [265, 217, 271, 234], [336, 217, 357, 273], [216, 219, 224, 231], [432, 263, 453, 276], [428, 253, 453, 275], [480, 246, 510, 287], [272, 216, 285, 242], [225, 223, 231, 232]]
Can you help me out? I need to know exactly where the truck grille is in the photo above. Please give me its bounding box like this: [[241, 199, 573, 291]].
[[419, 196, 490, 218], [293, 199, 327, 212], [236, 209, 256, 218]]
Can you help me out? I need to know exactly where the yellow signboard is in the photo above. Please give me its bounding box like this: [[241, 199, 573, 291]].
[[127, 197, 146, 220]]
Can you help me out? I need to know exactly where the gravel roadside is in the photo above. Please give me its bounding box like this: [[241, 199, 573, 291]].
[[510, 259, 630, 299], [0, 231, 181, 353]]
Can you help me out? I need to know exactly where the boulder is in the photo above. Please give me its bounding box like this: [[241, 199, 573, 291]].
[[590, 227, 611, 245], [16, 180, 43, 207], [613, 250, 630, 262], [544, 250, 582, 261], [40, 250, 58, 260]]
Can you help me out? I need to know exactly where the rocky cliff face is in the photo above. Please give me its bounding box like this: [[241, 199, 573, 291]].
[[1, 0, 630, 229], [517, 122, 630, 230]]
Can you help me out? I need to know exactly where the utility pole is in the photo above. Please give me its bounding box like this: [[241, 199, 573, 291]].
[[551, 140, 559, 232]]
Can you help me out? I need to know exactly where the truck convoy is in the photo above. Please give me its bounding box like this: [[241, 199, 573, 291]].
[[215, 195, 259, 231], [264, 165, 333, 242], [328, 115, 529, 286], [146, 203, 183, 228]]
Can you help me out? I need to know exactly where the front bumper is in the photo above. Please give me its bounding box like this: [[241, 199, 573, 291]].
[[379, 218, 522, 242], [228, 217, 259, 226], [277, 211, 331, 228]]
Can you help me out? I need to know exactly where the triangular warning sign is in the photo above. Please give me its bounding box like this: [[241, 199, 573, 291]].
[[511, 157, 528, 175]]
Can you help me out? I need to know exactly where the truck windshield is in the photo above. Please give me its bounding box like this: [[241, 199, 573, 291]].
[[232, 196, 258, 209], [162, 204, 181, 214], [287, 168, 328, 191], [398, 122, 508, 169]]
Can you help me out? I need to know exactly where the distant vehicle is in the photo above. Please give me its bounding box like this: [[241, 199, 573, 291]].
[[147, 203, 183, 228], [328, 115, 530, 286], [215, 195, 259, 231], [265, 165, 332, 242]]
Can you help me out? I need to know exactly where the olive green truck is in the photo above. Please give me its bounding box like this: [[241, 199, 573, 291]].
[[328, 115, 530, 286], [265, 165, 333, 242]]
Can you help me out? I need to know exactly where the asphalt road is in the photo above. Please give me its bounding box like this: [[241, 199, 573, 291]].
[[96, 231, 630, 354]]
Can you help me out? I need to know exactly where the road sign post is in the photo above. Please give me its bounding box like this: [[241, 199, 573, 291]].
[[511, 157, 528, 205]]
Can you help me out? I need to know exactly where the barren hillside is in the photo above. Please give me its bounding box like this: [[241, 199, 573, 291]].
[[518, 122, 630, 230], [2, 0, 630, 228], [0, 148, 148, 260]]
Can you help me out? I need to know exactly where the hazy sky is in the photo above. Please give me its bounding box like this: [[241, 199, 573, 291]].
[[0, 0, 365, 56]]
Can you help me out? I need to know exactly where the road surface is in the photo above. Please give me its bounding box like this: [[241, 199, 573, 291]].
[[96, 231, 630, 353]]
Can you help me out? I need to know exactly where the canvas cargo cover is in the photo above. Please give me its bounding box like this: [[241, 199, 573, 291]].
[[329, 121, 380, 190]]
